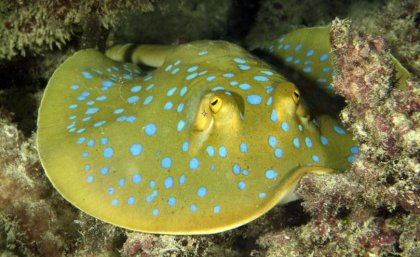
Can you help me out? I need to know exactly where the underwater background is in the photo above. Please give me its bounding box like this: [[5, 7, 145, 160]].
[[0, 0, 418, 256]]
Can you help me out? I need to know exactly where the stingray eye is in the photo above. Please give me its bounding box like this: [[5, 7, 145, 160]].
[[292, 90, 300, 104], [209, 95, 222, 113]]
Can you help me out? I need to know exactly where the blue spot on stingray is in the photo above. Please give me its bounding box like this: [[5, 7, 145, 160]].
[[82, 71, 93, 79], [271, 109, 278, 122], [333, 126, 346, 135], [246, 95, 262, 105], [320, 136, 329, 145], [132, 174, 142, 184], [116, 116, 127, 122], [223, 73, 235, 78], [96, 95, 106, 101], [118, 178, 125, 187], [179, 175, 186, 185], [86, 101, 95, 106], [149, 180, 156, 188], [317, 78, 328, 83], [127, 96, 139, 104], [320, 53, 329, 61], [322, 67, 331, 72], [87, 139, 95, 147], [312, 155, 320, 162], [295, 44, 302, 51], [189, 158, 200, 170], [100, 167, 109, 175], [286, 56, 293, 62], [126, 116, 136, 123], [171, 68, 180, 75], [210, 165, 215, 171], [281, 121, 289, 132], [127, 197, 135, 205], [113, 108, 124, 114], [305, 137, 313, 148], [101, 137, 108, 145], [93, 121, 106, 127], [167, 87, 177, 96], [85, 107, 99, 115], [266, 96, 273, 106], [240, 142, 248, 153], [238, 64, 251, 70], [261, 70, 273, 76], [259, 192, 267, 198], [211, 86, 225, 91], [68, 104, 78, 109], [84, 164, 91, 171], [70, 85, 79, 90], [293, 137, 300, 148], [239, 83, 251, 90], [303, 67, 313, 73], [190, 204, 197, 212], [130, 144, 142, 156], [218, 146, 228, 158], [238, 181, 246, 190], [351, 146, 360, 154], [143, 96, 153, 105], [284, 44, 290, 50], [164, 176, 174, 189], [230, 81, 239, 86], [233, 57, 246, 64], [265, 169, 278, 180], [182, 141, 189, 152], [76, 128, 86, 134], [232, 164, 241, 175], [187, 66, 198, 72], [186, 73, 198, 80], [274, 148, 283, 158], [180, 86, 188, 96], [163, 101, 173, 110], [77, 137, 86, 144], [107, 187, 115, 195], [165, 64, 173, 72], [206, 146, 215, 157], [198, 50, 208, 56], [268, 135, 277, 148], [306, 49, 314, 57], [177, 120, 186, 131], [146, 83, 155, 91], [254, 76, 269, 82], [213, 205, 221, 214], [152, 209, 159, 216], [161, 157, 172, 169], [86, 175, 94, 183], [102, 81, 112, 87], [206, 75, 216, 82], [82, 152, 88, 158], [103, 147, 113, 158], [347, 156, 356, 163], [144, 123, 157, 136], [111, 199, 119, 206], [168, 197, 176, 206], [197, 187, 207, 197], [122, 74, 132, 80]]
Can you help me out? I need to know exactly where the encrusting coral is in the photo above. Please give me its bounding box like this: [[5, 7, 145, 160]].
[[0, 0, 157, 60]]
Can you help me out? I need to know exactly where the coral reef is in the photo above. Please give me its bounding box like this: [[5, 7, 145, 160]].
[[0, 0, 157, 60]]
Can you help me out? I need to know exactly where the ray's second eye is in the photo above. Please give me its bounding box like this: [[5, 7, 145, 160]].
[[209, 96, 222, 113], [292, 90, 300, 104]]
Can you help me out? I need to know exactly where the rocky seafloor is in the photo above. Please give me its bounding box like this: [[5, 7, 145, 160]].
[[0, 0, 418, 256]]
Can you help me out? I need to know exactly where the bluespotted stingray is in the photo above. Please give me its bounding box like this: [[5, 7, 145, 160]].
[[36, 26, 407, 234]]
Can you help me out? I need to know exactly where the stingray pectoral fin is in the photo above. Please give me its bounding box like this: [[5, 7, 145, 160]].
[[106, 44, 176, 67]]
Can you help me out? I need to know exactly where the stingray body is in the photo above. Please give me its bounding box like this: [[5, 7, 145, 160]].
[[37, 27, 364, 234]]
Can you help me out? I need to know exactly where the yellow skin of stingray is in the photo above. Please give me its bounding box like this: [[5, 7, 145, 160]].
[[37, 27, 365, 235]]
